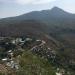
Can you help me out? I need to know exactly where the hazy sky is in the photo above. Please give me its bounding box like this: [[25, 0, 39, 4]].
[[0, 0, 75, 18]]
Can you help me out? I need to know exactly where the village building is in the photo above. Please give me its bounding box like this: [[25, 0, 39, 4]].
[[6, 60, 19, 70], [56, 72, 62, 75], [2, 58, 8, 62]]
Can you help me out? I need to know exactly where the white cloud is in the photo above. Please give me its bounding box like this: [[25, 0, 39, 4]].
[[34, 0, 56, 4], [16, 0, 56, 5], [16, 0, 34, 5], [0, 0, 15, 3], [0, 0, 56, 5]]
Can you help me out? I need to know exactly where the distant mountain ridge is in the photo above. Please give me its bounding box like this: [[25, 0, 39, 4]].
[[1, 7, 75, 20], [0, 7, 75, 37], [16, 7, 75, 22], [0, 7, 75, 26]]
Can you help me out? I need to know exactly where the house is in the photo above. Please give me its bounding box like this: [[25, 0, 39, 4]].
[[39, 40, 46, 46], [11, 38, 23, 44], [6, 60, 19, 70], [56, 72, 62, 75], [2, 58, 8, 61], [56, 68, 65, 75], [8, 50, 12, 53], [11, 39, 16, 44], [36, 40, 41, 42], [42, 40, 46, 44], [15, 38, 22, 43], [25, 38, 32, 41], [48, 48, 51, 50]]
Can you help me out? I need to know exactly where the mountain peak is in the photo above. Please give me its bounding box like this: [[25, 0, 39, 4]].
[[50, 6, 69, 15], [51, 7, 64, 12], [52, 7, 60, 9]]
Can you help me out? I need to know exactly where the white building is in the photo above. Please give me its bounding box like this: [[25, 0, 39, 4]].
[[25, 38, 32, 41], [2, 58, 8, 61], [6, 61, 19, 70], [56, 72, 62, 75]]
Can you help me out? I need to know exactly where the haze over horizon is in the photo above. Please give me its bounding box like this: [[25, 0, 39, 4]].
[[0, 0, 75, 18]]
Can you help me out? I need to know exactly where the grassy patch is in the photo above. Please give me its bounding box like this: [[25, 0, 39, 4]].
[[16, 50, 56, 75]]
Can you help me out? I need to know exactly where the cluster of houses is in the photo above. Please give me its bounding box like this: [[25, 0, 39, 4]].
[[31, 40, 56, 62], [56, 68, 65, 75], [0, 37, 71, 75], [0, 37, 57, 71], [0, 37, 33, 70], [11, 37, 32, 45], [2, 50, 19, 70], [30, 40, 70, 75]]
